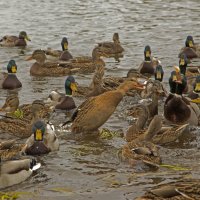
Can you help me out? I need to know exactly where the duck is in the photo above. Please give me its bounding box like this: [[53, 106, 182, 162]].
[[26, 48, 105, 76], [179, 35, 200, 59], [0, 140, 25, 161], [62, 80, 145, 134], [0, 31, 31, 47], [188, 75, 200, 100], [0, 158, 40, 189], [121, 115, 162, 168], [1, 60, 22, 90], [24, 120, 59, 155], [96, 33, 124, 62], [164, 70, 200, 125], [45, 37, 73, 61], [154, 64, 164, 82], [136, 179, 200, 199], [137, 45, 160, 76], [0, 99, 47, 138]]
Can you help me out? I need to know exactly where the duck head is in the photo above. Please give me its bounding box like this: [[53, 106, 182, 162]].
[[194, 75, 200, 93], [31, 100, 45, 119], [185, 35, 194, 48], [7, 60, 17, 73], [92, 47, 107, 60], [113, 33, 119, 42], [61, 37, 68, 51], [179, 54, 188, 75], [0, 94, 19, 112], [144, 45, 151, 61], [169, 66, 187, 95], [65, 76, 77, 95], [154, 64, 164, 82], [32, 120, 46, 141], [19, 31, 31, 41], [26, 49, 46, 64]]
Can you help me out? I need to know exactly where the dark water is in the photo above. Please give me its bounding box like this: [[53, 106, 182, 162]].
[[0, 0, 200, 199]]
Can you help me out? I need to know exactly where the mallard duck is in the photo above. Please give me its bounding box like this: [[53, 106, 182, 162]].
[[24, 120, 59, 155], [0, 31, 31, 47], [0, 158, 40, 189], [166, 67, 200, 125], [63, 80, 145, 134], [137, 45, 159, 75], [27, 48, 105, 76], [188, 75, 200, 100], [0, 139, 25, 161], [0, 99, 47, 138], [154, 64, 164, 82], [121, 115, 162, 168], [136, 179, 200, 199], [179, 35, 200, 59], [1, 60, 22, 90], [45, 37, 73, 61], [96, 33, 124, 62]]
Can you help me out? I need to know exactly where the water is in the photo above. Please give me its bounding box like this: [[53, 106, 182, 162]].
[[0, 0, 200, 199]]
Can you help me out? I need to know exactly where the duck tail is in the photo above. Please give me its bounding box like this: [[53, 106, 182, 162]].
[[62, 108, 79, 127]]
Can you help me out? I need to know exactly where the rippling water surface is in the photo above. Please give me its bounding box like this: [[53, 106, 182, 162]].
[[0, 0, 200, 199]]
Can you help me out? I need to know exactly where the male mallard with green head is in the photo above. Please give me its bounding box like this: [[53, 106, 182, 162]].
[[63, 80, 145, 134], [164, 67, 200, 125], [154, 64, 164, 82], [96, 33, 124, 62], [137, 45, 159, 75], [179, 35, 200, 59], [2, 60, 22, 90], [0, 31, 31, 47]]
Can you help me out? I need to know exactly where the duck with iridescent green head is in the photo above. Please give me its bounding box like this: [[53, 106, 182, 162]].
[[137, 45, 159, 76], [164, 67, 200, 125], [179, 35, 200, 59], [45, 37, 73, 61], [154, 64, 164, 82], [1, 60, 22, 90], [188, 75, 200, 102], [0, 31, 31, 47]]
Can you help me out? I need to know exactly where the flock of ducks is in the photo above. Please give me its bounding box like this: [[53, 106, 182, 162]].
[[0, 31, 200, 199]]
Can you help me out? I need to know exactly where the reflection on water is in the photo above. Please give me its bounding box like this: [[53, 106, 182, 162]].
[[0, 0, 200, 199]]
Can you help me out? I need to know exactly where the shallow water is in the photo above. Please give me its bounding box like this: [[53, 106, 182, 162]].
[[0, 0, 200, 199]]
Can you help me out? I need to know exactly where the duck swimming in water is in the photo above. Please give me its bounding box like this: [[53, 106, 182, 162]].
[[0, 31, 31, 47], [1, 60, 22, 90]]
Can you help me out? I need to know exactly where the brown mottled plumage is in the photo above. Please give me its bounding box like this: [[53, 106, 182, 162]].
[[70, 80, 145, 134], [136, 179, 200, 200]]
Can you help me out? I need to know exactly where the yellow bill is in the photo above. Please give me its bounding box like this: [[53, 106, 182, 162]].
[[180, 58, 185, 65], [64, 43, 68, 50], [11, 66, 17, 73], [195, 83, 200, 91], [70, 83, 78, 92], [189, 40, 193, 47], [156, 71, 161, 79], [145, 51, 150, 57], [35, 129, 43, 141], [191, 98, 200, 104]]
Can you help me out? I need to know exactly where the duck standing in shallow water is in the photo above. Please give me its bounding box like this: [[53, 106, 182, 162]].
[[164, 67, 200, 125], [1, 60, 22, 90], [137, 45, 159, 76], [0, 31, 31, 47], [63, 80, 144, 134], [45, 37, 73, 61], [96, 33, 124, 62]]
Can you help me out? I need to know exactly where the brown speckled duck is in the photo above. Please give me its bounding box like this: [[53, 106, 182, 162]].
[[0, 31, 31, 47], [121, 115, 162, 168], [45, 37, 73, 61], [136, 179, 200, 200], [63, 80, 145, 134], [1, 60, 22, 90], [179, 35, 200, 59], [96, 33, 124, 62]]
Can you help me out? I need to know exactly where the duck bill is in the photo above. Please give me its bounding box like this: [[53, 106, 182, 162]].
[[180, 58, 185, 66], [70, 83, 78, 92], [189, 40, 193, 47], [25, 35, 31, 41], [145, 51, 150, 57], [25, 56, 33, 61], [134, 82, 146, 90], [11, 66, 17, 73], [64, 43, 68, 50], [35, 129, 43, 141]]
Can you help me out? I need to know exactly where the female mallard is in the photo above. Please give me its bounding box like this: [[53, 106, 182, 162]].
[[45, 37, 73, 61], [1, 60, 22, 90], [0, 99, 47, 138], [0, 139, 25, 161], [136, 179, 200, 199], [27, 48, 105, 76], [96, 33, 124, 62], [63, 80, 145, 134], [137, 45, 159, 75], [179, 35, 200, 59], [24, 120, 59, 155], [165, 71, 200, 125], [0, 158, 40, 189], [121, 115, 162, 168], [47, 76, 77, 112], [0, 31, 31, 47]]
